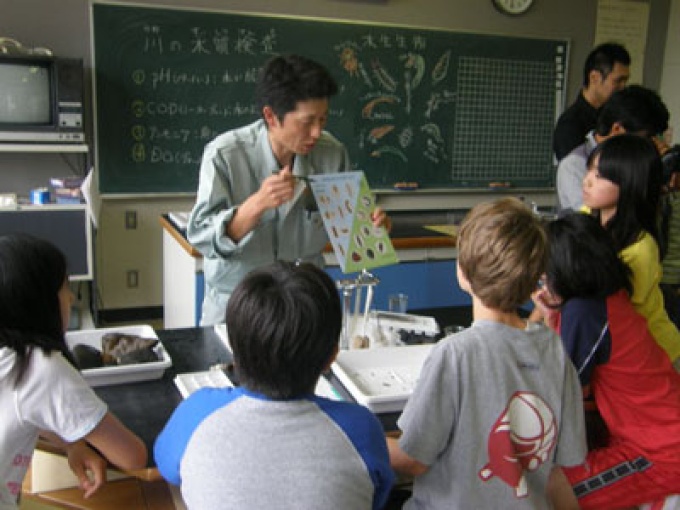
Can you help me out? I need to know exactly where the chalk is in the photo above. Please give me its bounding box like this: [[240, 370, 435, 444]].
[[488, 181, 512, 189], [393, 182, 419, 191]]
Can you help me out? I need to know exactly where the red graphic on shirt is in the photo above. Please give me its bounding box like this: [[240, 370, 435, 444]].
[[478, 391, 557, 498]]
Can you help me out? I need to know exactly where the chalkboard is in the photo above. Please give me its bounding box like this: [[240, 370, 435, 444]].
[[92, 3, 568, 193]]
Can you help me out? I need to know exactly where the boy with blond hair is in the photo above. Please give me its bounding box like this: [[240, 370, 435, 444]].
[[388, 197, 586, 509]]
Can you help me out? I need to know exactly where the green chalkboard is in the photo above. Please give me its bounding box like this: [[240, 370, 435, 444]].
[[92, 3, 568, 193]]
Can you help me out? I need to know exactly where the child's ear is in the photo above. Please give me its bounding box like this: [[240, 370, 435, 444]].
[[456, 262, 471, 294]]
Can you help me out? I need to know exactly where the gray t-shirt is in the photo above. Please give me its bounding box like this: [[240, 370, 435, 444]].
[[398, 320, 586, 509], [162, 389, 393, 510]]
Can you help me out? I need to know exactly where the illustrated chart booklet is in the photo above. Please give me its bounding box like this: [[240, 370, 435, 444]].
[[308, 171, 398, 273]]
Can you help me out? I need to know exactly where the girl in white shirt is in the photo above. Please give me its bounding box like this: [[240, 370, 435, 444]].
[[0, 234, 146, 510]]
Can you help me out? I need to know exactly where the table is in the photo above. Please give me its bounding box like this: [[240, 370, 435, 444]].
[[25, 311, 473, 508], [94, 327, 233, 467], [22, 328, 230, 509], [95, 307, 476, 462], [159, 213, 464, 328]]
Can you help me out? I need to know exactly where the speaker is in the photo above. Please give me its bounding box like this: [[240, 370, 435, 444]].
[[56, 58, 84, 104]]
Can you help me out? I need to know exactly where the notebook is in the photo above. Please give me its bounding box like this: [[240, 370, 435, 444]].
[[174, 369, 233, 398]]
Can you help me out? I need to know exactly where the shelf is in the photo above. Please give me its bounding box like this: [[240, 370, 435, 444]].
[[0, 143, 89, 153]]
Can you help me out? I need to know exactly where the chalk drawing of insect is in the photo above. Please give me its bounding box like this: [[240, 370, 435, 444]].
[[400, 52, 426, 90], [432, 50, 451, 85], [368, 125, 395, 144], [399, 126, 414, 149], [371, 59, 397, 92], [339, 47, 359, 77], [371, 145, 408, 163], [362, 96, 397, 119]]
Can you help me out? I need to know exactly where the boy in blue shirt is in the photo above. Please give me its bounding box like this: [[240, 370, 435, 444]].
[[154, 261, 394, 509]]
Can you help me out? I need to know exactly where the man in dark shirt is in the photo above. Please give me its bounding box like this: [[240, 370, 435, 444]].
[[553, 43, 630, 161]]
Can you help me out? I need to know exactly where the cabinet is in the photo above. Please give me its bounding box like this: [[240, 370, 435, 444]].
[[160, 213, 468, 329], [0, 204, 95, 328], [0, 142, 91, 277], [0, 204, 93, 280], [0, 143, 90, 201], [161, 214, 204, 329]]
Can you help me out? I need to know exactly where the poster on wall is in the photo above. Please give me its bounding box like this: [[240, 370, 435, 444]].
[[594, 0, 649, 85], [308, 171, 398, 273]]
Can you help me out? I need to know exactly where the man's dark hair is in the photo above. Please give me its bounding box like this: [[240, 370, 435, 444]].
[[226, 261, 342, 399], [256, 54, 338, 122], [583, 42, 631, 87], [595, 85, 669, 137]]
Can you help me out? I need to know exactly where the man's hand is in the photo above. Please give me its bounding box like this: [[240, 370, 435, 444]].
[[65, 441, 108, 499], [227, 165, 296, 241], [371, 206, 392, 232], [256, 165, 296, 210]]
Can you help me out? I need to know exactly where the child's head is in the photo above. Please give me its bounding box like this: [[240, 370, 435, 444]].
[[0, 234, 74, 383], [226, 260, 342, 399], [545, 213, 631, 304], [595, 85, 669, 138], [457, 197, 547, 312], [585, 134, 663, 249]]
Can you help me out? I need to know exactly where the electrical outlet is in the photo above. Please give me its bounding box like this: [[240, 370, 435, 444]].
[[125, 210, 137, 230], [126, 270, 139, 288]]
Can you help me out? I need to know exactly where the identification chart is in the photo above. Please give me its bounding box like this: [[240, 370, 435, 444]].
[[308, 172, 398, 273]]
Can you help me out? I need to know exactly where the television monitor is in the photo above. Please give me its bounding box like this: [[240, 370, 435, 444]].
[[0, 54, 85, 143], [0, 60, 51, 124]]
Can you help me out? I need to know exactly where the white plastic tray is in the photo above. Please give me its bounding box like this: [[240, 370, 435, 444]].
[[331, 344, 433, 413], [65, 325, 172, 387]]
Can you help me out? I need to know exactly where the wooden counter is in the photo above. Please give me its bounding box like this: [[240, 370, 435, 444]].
[[158, 214, 457, 259], [159, 214, 464, 328]]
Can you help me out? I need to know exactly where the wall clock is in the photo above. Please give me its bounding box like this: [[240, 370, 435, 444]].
[[492, 0, 534, 16]]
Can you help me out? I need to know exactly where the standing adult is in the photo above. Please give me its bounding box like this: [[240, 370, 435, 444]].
[[556, 85, 669, 213], [187, 54, 389, 326], [553, 43, 630, 162]]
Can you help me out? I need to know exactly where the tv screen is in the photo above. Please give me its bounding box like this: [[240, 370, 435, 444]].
[[0, 61, 52, 125]]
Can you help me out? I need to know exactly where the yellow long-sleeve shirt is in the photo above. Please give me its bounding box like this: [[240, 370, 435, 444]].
[[620, 232, 680, 361]]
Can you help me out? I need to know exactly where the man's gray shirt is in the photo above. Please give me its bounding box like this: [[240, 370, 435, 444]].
[[556, 131, 598, 213]]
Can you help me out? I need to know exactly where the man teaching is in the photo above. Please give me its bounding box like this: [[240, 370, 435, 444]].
[[187, 54, 389, 326]]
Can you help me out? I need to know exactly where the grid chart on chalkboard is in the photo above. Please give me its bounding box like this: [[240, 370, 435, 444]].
[[451, 57, 556, 186]]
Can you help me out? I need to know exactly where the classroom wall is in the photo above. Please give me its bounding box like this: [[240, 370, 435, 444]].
[[660, 0, 680, 144], [0, 0, 674, 317]]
